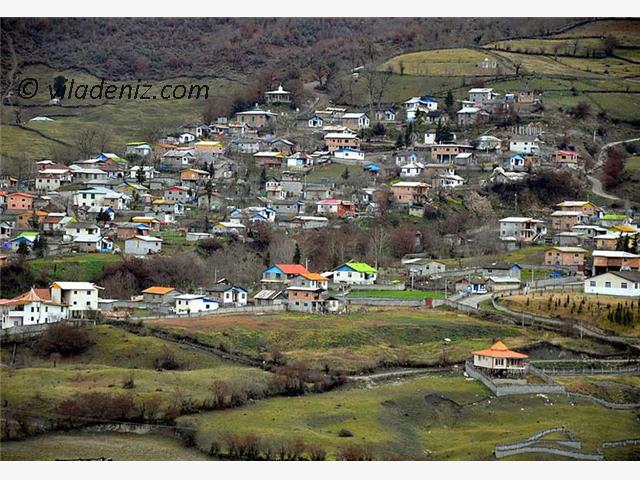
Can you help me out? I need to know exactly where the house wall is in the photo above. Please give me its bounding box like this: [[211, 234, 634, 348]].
[[584, 273, 640, 297]]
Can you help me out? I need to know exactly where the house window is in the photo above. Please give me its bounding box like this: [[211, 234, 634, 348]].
[[621, 282, 628, 289], [605, 281, 611, 288], [590, 281, 596, 287]]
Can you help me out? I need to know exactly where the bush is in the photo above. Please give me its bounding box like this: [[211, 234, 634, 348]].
[[56, 392, 137, 422], [122, 374, 135, 389], [337, 444, 374, 461], [307, 444, 327, 461], [338, 428, 354, 438], [35, 324, 92, 358], [153, 348, 181, 370]]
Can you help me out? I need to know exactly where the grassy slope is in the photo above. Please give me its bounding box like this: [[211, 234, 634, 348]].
[[0, 325, 271, 418], [29, 253, 123, 283], [439, 245, 546, 268], [0, 432, 209, 461], [145, 308, 609, 373], [180, 373, 640, 460], [2, 65, 239, 159], [2, 325, 227, 369], [381, 48, 511, 76]]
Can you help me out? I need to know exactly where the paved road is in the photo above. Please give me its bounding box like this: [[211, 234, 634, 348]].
[[458, 293, 493, 308]]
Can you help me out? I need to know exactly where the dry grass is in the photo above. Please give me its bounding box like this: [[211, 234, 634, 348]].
[[501, 292, 640, 337]]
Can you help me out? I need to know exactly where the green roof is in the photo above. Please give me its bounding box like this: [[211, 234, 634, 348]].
[[602, 214, 627, 220], [345, 262, 377, 273]]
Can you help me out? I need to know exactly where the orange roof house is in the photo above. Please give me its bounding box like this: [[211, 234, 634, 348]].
[[472, 341, 528, 371], [262, 263, 311, 283], [142, 286, 176, 295], [141, 286, 179, 303]]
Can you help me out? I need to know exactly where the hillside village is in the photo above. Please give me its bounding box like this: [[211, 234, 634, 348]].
[[1, 81, 639, 324], [1, 16, 640, 463]]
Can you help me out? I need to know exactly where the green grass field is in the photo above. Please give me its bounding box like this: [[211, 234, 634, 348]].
[[439, 245, 546, 268], [28, 253, 122, 283], [0, 432, 209, 460], [2, 325, 226, 370], [382, 48, 511, 77], [0, 325, 271, 421], [485, 38, 607, 57], [144, 308, 610, 373], [626, 155, 640, 173], [1, 65, 239, 159], [347, 290, 445, 299], [179, 373, 640, 460]]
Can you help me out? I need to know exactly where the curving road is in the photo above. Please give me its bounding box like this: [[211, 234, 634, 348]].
[[587, 137, 640, 203]]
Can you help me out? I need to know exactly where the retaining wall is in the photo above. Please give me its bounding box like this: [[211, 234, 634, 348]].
[[346, 298, 424, 307], [495, 445, 603, 460], [348, 284, 406, 291]]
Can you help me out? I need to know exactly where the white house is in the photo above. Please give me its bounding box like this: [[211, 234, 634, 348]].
[[400, 161, 424, 177], [174, 294, 219, 314], [50, 281, 102, 319], [124, 235, 163, 255], [0, 288, 68, 329], [333, 147, 365, 161], [436, 173, 465, 188], [340, 113, 370, 129], [584, 271, 640, 297], [509, 137, 540, 155], [499, 217, 546, 243], [125, 142, 152, 157], [331, 262, 377, 285], [404, 97, 438, 122], [468, 88, 496, 103], [129, 165, 157, 180]]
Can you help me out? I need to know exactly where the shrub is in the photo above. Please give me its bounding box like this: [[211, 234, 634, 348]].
[[307, 444, 327, 461], [338, 428, 354, 438], [122, 374, 135, 389], [35, 324, 92, 358], [337, 444, 374, 461], [153, 348, 181, 370]]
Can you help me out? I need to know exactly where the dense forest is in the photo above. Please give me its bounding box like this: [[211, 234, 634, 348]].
[[1, 18, 580, 85]]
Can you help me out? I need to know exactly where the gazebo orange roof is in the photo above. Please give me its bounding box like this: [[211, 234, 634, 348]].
[[472, 341, 528, 359]]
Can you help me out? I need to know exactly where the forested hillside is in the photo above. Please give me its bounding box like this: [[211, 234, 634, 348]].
[[1, 18, 578, 83]]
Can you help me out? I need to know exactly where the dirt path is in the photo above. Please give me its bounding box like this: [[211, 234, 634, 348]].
[[587, 137, 640, 204]]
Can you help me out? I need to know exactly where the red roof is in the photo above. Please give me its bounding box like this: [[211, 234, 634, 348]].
[[472, 341, 528, 359], [8, 192, 35, 198], [275, 264, 310, 275]]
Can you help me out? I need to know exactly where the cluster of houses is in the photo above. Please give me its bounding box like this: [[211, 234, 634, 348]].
[[496, 200, 640, 297], [3, 79, 638, 333], [1, 260, 380, 328]]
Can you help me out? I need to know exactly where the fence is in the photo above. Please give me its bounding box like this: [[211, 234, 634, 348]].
[[566, 392, 640, 410], [494, 426, 604, 460], [464, 360, 566, 397], [141, 304, 286, 321], [348, 283, 406, 291], [1, 319, 98, 340], [537, 365, 640, 376], [346, 298, 425, 307]]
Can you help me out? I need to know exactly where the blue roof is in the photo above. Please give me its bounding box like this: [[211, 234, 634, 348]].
[[419, 97, 437, 103], [511, 154, 525, 161], [364, 163, 382, 172]]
